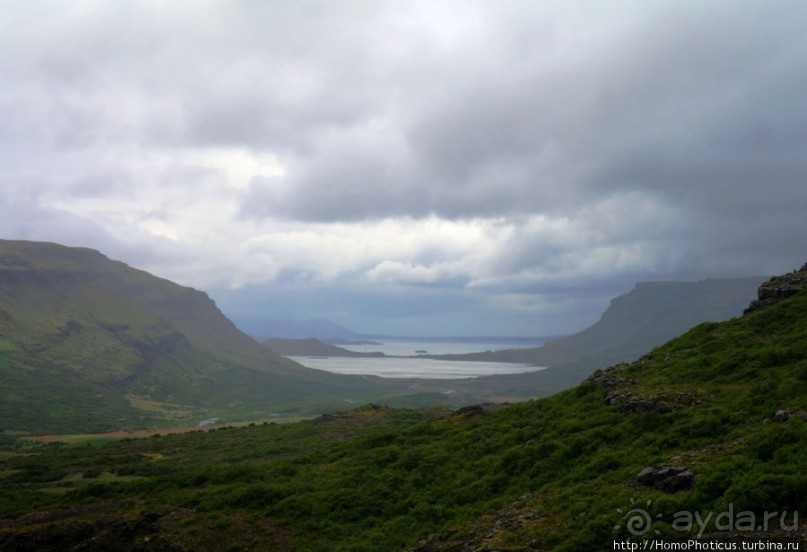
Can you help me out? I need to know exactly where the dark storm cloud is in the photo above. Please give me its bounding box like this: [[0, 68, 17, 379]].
[[231, 0, 807, 256], [7, 2, 805, 225]]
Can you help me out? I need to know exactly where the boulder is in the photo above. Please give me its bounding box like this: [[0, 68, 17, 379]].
[[585, 365, 635, 388], [636, 466, 694, 493], [773, 407, 805, 422]]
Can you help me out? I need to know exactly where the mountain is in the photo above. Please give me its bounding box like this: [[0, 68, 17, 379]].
[[435, 277, 766, 395], [233, 318, 359, 339], [526, 277, 768, 365], [1, 265, 805, 550], [0, 240, 403, 434]]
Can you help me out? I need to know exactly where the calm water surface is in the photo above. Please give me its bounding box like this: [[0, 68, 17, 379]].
[[288, 340, 546, 379]]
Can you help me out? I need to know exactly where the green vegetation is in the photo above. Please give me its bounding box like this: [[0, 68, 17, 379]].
[[1, 286, 805, 550]]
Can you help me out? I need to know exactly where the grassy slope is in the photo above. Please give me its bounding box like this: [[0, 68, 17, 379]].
[[0, 286, 805, 550], [0, 241, 407, 434]]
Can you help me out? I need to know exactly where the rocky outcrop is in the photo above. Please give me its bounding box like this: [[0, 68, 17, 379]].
[[585, 364, 636, 388], [774, 407, 806, 422], [455, 405, 486, 417], [312, 403, 390, 428], [604, 390, 702, 414], [637, 466, 695, 493], [586, 365, 702, 414], [744, 262, 807, 314], [763, 407, 807, 424]]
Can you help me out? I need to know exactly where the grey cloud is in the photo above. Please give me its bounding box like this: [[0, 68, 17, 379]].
[[2, 1, 807, 336], [0, 183, 118, 253], [6, 1, 806, 219], [0, 181, 185, 271], [227, 1, 807, 232]]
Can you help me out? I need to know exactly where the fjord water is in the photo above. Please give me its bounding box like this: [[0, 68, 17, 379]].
[[289, 339, 546, 379]]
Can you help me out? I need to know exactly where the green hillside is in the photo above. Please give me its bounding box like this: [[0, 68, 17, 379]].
[[0, 266, 804, 550], [0, 241, 408, 434]]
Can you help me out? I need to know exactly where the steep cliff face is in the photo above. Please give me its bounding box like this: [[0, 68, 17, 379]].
[[744, 262, 807, 314]]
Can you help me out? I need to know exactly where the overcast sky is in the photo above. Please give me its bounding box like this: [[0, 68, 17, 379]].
[[2, 1, 806, 336]]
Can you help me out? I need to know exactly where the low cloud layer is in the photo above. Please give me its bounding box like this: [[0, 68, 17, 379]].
[[1, 1, 805, 335]]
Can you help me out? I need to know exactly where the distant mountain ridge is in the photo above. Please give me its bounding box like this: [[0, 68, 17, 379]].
[[529, 277, 768, 367], [263, 338, 386, 358], [233, 318, 359, 339]]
